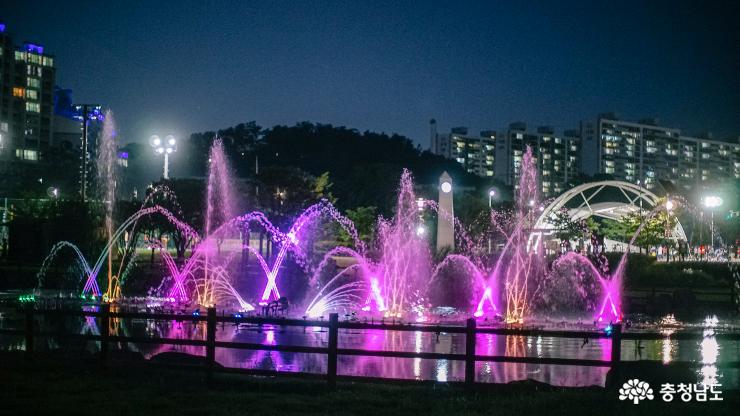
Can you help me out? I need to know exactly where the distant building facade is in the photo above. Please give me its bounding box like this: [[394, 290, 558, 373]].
[[432, 121, 579, 197], [0, 23, 56, 163], [431, 125, 496, 178], [495, 123, 580, 197], [580, 114, 740, 191]]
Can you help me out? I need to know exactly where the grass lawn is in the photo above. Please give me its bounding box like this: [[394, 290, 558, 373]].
[[0, 352, 735, 416]]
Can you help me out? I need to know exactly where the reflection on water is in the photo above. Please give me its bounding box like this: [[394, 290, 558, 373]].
[[436, 359, 449, 382], [413, 331, 422, 379], [700, 315, 720, 386], [0, 312, 737, 388], [660, 328, 675, 364]]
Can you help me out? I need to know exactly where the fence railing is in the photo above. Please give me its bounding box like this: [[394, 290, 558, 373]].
[[2, 305, 740, 387]]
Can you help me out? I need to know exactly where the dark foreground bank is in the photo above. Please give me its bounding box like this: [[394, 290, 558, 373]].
[[0, 352, 735, 416]]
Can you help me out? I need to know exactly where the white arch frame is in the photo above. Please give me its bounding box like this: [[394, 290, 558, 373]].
[[532, 180, 686, 243]]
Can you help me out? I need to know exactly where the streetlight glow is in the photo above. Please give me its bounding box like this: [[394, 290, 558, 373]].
[[665, 199, 674, 211], [702, 195, 723, 253], [703, 196, 723, 208], [150, 134, 177, 179]]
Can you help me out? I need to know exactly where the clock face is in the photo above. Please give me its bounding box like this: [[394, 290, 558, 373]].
[[440, 181, 452, 193]]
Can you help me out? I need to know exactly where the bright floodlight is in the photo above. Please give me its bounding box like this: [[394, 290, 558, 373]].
[[704, 196, 723, 208], [156, 147, 164, 154], [150, 135, 161, 147], [416, 225, 426, 236], [489, 189, 496, 197], [166, 147, 173, 154], [166, 135, 176, 146], [440, 181, 452, 193]]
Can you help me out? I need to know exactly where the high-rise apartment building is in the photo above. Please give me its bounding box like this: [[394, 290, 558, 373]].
[[431, 126, 496, 177], [581, 114, 740, 191], [431, 121, 579, 197], [495, 123, 580, 197], [0, 23, 56, 163]]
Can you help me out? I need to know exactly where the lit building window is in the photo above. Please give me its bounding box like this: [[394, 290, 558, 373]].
[[15, 148, 38, 161], [14, 51, 26, 61], [26, 90, 38, 100], [27, 78, 40, 88], [13, 87, 25, 97], [26, 102, 40, 113]]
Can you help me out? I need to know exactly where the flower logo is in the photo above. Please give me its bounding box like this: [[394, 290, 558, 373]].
[[619, 379, 654, 404]]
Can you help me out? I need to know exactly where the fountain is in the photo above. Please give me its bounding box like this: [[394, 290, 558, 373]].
[[35, 140, 656, 326]]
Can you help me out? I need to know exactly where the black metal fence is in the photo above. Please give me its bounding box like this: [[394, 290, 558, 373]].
[[2, 305, 739, 387]]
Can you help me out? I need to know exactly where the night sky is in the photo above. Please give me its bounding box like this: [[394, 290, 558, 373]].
[[4, 0, 740, 146]]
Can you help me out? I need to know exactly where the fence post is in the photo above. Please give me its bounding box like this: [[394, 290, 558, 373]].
[[99, 303, 110, 365], [327, 313, 339, 389], [24, 305, 34, 360], [206, 307, 217, 377], [610, 323, 622, 385], [465, 318, 476, 387]]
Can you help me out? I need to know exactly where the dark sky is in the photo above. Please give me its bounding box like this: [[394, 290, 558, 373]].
[[4, 0, 740, 146]]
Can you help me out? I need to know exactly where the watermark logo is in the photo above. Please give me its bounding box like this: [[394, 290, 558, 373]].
[[659, 383, 723, 402], [619, 379, 654, 404], [618, 380, 723, 404]]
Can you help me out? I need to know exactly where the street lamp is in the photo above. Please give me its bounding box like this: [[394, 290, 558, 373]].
[[150, 135, 177, 179], [488, 189, 496, 208], [703, 195, 723, 251]]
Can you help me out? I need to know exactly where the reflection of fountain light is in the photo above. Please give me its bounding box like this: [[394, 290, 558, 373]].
[[699, 315, 720, 386], [660, 328, 675, 364], [435, 359, 448, 382], [413, 331, 422, 379]]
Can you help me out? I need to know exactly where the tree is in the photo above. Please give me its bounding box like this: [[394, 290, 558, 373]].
[[602, 210, 677, 254], [336, 206, 377, 247], [547, 208, 597, 248]]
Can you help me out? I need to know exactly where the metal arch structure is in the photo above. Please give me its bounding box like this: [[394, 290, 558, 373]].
[[531, 180, 687, 243]]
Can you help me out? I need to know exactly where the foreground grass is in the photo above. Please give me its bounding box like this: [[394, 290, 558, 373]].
[[0, 353, 735, 416]]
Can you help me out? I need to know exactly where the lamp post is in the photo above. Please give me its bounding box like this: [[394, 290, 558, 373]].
[[150, 135, 177, 179], [487, 189, 496, 254], [488, 189, 496, 208], [703, 195, 723, 253], [664, 198, 674, 261]]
